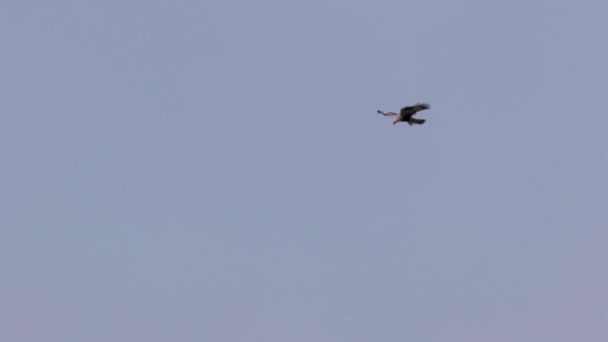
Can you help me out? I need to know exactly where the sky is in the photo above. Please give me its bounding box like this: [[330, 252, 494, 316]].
[[1, 0, 607, 341]]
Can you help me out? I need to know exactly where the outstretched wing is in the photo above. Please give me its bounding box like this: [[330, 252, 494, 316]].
[[400, 103, 430, 118]]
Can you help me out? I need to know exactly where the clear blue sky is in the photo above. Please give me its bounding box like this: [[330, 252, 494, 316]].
[[1, 1, 607, 341]]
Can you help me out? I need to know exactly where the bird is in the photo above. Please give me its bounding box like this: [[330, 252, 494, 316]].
[[377, 103, 430, 125]]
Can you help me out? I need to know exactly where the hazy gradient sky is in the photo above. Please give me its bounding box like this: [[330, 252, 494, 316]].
[[1, 0, 607, 341]]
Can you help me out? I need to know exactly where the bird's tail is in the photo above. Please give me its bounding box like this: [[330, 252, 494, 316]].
[[408, 118, 426, 125]]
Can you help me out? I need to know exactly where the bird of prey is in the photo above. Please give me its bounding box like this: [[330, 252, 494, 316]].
[[377, 103, 430, 125]]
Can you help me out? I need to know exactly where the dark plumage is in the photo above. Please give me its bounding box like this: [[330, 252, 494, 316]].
[[377, 103, 430, 125]]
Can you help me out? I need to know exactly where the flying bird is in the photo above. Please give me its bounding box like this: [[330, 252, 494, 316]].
[[377, 103, 430, 125]]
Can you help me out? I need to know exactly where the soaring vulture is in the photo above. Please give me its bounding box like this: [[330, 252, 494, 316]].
[[377, 103, 430, 125]]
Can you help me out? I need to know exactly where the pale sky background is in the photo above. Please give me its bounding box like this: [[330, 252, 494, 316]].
[[1, 1, 607, 341]]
